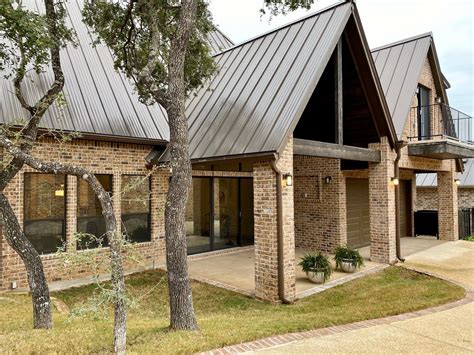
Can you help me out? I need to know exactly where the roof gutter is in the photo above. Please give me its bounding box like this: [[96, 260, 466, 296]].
[[270, 154, 292, 304], [394, 140, 407, 263]]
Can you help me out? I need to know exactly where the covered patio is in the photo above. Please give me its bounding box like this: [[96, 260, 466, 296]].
[[187, 237, 446, 299], [188, 247, 382, 299]]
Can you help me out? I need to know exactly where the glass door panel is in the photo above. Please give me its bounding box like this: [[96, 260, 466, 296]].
[[213, 178, 239, 250], [186, 178, 212, 254], [240, 178, 254, 246]]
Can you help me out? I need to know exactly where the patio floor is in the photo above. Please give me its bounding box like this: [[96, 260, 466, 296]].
[[188, 248, 381, 298], [358, 236, 447, 260]]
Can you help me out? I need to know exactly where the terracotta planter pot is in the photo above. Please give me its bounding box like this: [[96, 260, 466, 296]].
[[340, 258, 357, 273], [306, 268, 328, 284]]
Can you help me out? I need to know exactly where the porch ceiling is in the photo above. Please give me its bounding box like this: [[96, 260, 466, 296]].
[[407, 140, 474, 159]]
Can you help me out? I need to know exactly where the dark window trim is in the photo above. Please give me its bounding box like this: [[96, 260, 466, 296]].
[[120, 174, 152, 243], [23, 172, 67, 255]]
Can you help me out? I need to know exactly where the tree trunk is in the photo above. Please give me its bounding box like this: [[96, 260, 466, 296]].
[[164, 0, 199, 331], [0, 193, 52, 329]]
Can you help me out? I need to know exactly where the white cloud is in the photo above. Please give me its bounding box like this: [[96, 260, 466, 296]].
[[209, 0, 473, 114]]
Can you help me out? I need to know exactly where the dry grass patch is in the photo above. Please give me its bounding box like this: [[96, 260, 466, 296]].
[[0, 267, 465, 353]]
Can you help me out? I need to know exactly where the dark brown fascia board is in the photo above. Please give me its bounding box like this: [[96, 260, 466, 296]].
[[16, 125, 168, 146], [345, 7, 397, 148], [293, 138, 381, 162], [190, 151, 276, 165]]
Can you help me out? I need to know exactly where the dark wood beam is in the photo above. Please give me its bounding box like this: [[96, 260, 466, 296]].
[[294, 138, 381, 163], [335, 38, 343, 145]]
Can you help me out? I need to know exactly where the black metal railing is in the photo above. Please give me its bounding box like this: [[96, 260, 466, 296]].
[[408, 103, 472, 144]]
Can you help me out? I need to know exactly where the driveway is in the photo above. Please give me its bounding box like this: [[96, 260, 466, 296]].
[[241, 240, 474, 354]]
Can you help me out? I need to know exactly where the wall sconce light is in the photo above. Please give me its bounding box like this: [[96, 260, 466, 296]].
[[435, 97, 442, 104], [55, 184, 65, 197], [391, 177, 399, 186], [324, 176, 332, 184], [284, 174, 293, 187], [454, 178, 461, 186]]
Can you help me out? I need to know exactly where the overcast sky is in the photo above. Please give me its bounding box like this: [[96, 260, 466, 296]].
[[209, 0, 473, 115]]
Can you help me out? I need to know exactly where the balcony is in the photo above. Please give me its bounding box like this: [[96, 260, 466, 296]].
[[407, 103, 474, 159]]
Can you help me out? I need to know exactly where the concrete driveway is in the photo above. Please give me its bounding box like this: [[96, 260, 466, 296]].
[[242, 240, 474, 354]]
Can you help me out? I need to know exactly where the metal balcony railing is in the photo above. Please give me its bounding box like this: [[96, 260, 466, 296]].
[[408, 103, 472, 144]]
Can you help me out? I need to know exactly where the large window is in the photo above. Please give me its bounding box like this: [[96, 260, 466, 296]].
[[24, 173, 66, 254], [77, 174, 113, 249], [185, 177, 254, 255], [417, 85, 431, 140], [121, 175, 151, 243]]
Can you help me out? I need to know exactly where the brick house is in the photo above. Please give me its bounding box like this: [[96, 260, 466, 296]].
[[1, 0, 472, 303]]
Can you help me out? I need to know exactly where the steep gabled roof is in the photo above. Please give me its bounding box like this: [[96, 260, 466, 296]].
[[0, 0, 232, 144], [185, 1, 355, 160], [208, 28, 234, 54], [371, 33, 448, 138]]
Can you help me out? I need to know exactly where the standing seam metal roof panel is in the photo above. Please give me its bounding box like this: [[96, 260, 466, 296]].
[[186, 2, 353, 160], [417, 159, 474, 187], [0, 0, 232, 142], [371, 34, 432, 137]]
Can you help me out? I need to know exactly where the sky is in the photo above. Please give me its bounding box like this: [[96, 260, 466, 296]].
[[208, 0, 474, 115]]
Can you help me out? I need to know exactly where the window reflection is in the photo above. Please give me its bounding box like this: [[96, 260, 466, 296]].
[[121, 175, 151, 243]]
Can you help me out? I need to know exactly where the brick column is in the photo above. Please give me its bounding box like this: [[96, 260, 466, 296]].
[[151, 169, 168, 263], [66, 175, 77, 251], [253, 137, 295, 303], [437, 165, 458, 241], [368, 137, 397, 264]]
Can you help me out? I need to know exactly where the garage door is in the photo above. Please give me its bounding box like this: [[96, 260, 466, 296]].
[[346, 178, 370, 248]]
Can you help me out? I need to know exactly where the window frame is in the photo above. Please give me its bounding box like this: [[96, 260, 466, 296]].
[[120, 174, 152, 243], [23, 172, 67, 255]]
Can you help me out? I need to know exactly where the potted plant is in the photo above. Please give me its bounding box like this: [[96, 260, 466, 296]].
[[299, 252, 332, 284], [334, 245, 364, 273]]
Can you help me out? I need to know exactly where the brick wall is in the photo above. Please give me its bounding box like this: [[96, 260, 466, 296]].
[[368, 137, 397, 263], [438, 162, 459, 241], [293, 156, 346, 252], [0, 137, 167, 290], [253, 137, 295, 303], [417, 187, 474, 210]]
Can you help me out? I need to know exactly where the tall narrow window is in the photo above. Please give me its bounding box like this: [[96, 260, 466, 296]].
[[121, 175, 151, 243], [24, 173, 66, 254], [77, 174, 113, 249], [417, 86, 431, 140]]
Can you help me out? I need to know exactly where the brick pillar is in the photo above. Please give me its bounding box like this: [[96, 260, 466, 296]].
[[437, 165, 458, 241], [253, 137, 295, 303], [368, 137, 397, 264], [151, 169, 168, 263], [66, 175, 77, 251]]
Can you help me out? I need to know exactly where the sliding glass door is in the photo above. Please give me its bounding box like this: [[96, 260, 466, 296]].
[[186, 177, 253, 255]]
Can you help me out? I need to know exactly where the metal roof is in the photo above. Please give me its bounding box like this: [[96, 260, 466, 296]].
[[185, 1, 353, 160], [208, 28, 234, 54], [0, 0, 232, 143], [417, 159, 474, 188], [371, 33, 432, 138]]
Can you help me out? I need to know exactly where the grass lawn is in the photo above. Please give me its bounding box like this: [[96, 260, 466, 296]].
[[0, 266, 464, 353]]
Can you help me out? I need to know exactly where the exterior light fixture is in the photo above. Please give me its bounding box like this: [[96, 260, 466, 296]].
[[284, 174, 293, 187], [435, 97, 442, 104], [455, 178, 461, 186], [324, 176, 332, 184], [55, 184, 65, 197], [391, 177, 399, 186]]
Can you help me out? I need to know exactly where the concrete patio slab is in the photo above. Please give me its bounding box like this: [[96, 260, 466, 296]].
[[188, 247, 382, 297], [358, 236, 447, 260]]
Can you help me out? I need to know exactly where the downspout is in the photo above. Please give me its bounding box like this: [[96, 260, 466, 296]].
[[271, 155, 291, 304], [394, 140, 407, 262]]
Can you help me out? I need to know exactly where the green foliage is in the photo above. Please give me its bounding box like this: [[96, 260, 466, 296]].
[[464, 235, 474, 241], [261, 0, 314, 16], [334, 245, 364, 269], [299, 252, 332, 281], [82, 0, 217, 105], [0, 0, 75, 78]]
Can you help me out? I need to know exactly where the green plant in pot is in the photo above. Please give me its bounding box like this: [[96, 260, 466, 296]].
[[299, 252, 332, 284], [334, 245, 364, 273]]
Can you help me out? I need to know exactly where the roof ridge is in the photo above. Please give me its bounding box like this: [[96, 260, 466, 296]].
[[371, 32, 433, 53], [212, 0, 351, 57]]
